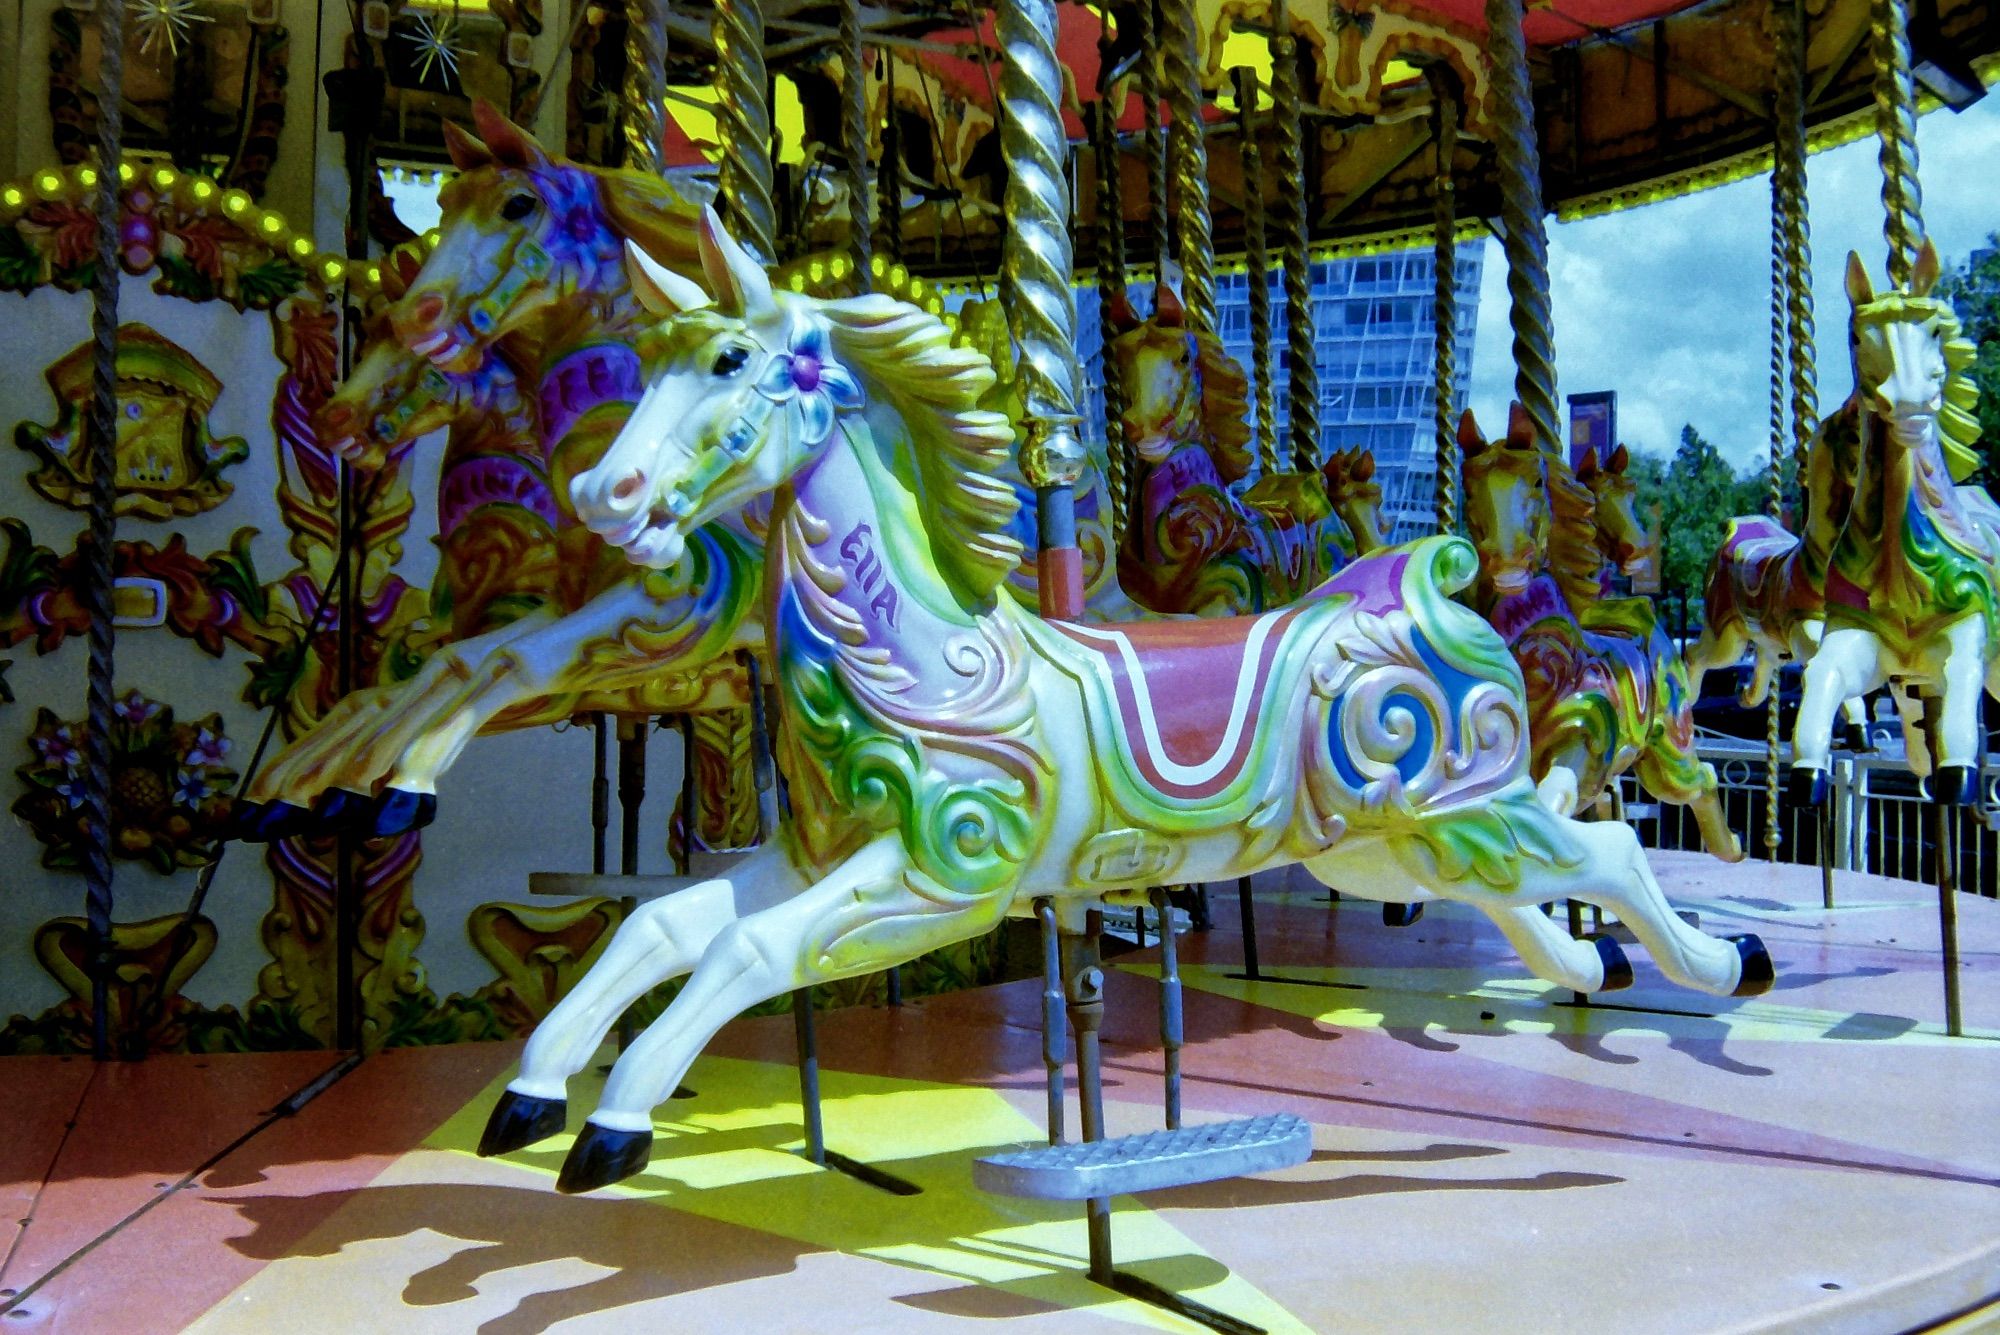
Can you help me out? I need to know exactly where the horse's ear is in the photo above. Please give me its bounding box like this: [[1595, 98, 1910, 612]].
[[1457, 409, 1484, 454], [1609, 443, 1630, 473], [696, 205, 779, 326], [1912, 238, 1941, 296], [443, 118, 491, 170], [1845, 251, 1875, 306], [1153, 278, 1185, 328], [382, 246, 423, 300], [473, 98, 550, 171], [1505, 402, 1536, 450], [626, 238, 711, 316], [1355, 450, 1375, 481], [1576, 446, 1600, 480]]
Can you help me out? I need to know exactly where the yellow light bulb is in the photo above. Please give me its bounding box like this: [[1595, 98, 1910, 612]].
[[808, 260, 826, 283], [78, 167, 98, 187], [117, 163, 136, 183], [290, 236, 313, 257], [323, 260, 345, 282], [35, 172, 62, 196], [224, 191, 249, 213], [1, 187, 22, 207], [367, 265, 382, 284], [191, 179, 214, 200]]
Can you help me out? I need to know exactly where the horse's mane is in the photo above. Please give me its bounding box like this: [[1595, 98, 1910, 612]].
[[819, 295, 1024, 599], [1544, 453, 1603, 609], [1192, 330, 1253, 484]]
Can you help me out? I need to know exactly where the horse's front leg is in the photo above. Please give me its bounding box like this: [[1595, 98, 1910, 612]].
[[560, 833, 1009, 1192], [480, 841, 809, 1157], [1792, 627, 1884, 804], [1930, 614, 1990, 804]]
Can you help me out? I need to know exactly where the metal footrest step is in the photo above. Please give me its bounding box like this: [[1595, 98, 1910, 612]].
[[973, 1113, 1311, 1201]]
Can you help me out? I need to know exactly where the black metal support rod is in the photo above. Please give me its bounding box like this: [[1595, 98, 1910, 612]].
[[1236, 876, 1260, 980], [676, 714, 696, 876], [1566, 899, 1588, 1007], [591, 712, 610, 875], [1152, 889, 1182, 1131], [1036, 897, 1066, 1144], [1065, 911, 1112, 1286], [1935, 803, 1962, 1037], [615, 719, 646, 1051], [793, 988, 827, 1163], [1820, 796, 1836, 910]]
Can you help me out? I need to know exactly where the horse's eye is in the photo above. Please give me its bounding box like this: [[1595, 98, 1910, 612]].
[[500, 193, 537, 221], [713, 346, 750, 377]]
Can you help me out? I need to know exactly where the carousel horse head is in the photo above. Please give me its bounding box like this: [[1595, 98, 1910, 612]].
[[1458, 404, 1550, 594], [1320, 446, 1388, 553], [390, 100, 702, 371], [1576, 443, 1650, 574], [573, 208, 1018, 593], [1104, 280, 1253, 476], [1844, 241, 1983, 475]]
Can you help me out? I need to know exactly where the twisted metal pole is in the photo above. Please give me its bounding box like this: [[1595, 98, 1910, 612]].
[[841, 0, 873, 284], [881, 57, 904, 264], [1133, 0, 1170, 274], [714, 0, 776, 263], [1158, 0, 1214, 333], [82, 0, 127, 1063], [1236, 67, 1277, 476], [1485, 0, 1560, 455], [1272, 3, 1318, 472], [1870, 0, 1924, 286], [1428, 66, 1460, 532], [999, 0, 1087, 617], [1764, 113, 1791, 861], [1091, 96, 1130, 542], [622, 0, 668, 171]]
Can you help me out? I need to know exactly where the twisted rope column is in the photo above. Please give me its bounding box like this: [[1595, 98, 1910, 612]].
[[622, 0, 668, 171], [1271, 8, 1317, 472], [1428, 67, 1460, 532], [82, 0, 127, 1062], [998, 0, 1087, 615], [714, 0, 776, 263], [1236, 67, 1277, 476], [1158, 0, 1214, 333], [881, 58, 904, 263], [1485, 0, 1560, 455], [1870, 0, 1924, 285], [1775, 0, 1818, 474], [1764, 108, 1792, 860], [841, 0, 873, 285], [1133, 0, 1170, 273], [1091, 97, 1131, 540]]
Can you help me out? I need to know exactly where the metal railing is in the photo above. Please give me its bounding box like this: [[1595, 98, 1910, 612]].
[[1618, 733, 1999, 895]]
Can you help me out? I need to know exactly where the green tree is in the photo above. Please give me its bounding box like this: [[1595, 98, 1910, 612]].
[[1938, 234, 2000, 482], [1629, 424, 1758, 625]]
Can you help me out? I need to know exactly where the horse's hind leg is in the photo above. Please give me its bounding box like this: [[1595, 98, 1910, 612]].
[[561, 833, 1006, 1192], [1931, 614, 1990, 803], [481, 842, 809, 1157]]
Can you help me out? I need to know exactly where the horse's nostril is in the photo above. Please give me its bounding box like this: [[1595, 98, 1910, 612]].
[[414, 294, 445, 326], [611, 472, 645, 503]]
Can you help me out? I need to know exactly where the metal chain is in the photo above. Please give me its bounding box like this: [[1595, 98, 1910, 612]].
[[1428, 67, 1459, 533], [1485, 0, 1560, 455], [715, 0, 776, 263], [622, 0, 668, 171], [1236, 67, 1277, 476], [1870, 0, 1924, 286], [1158, 0, 1214, 333], [1271, 7, 1317, 472], [841, 0, 872, 285], [82, 0, 127, 1062]]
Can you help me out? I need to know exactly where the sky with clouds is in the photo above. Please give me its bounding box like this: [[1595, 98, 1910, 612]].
[[1463, 96, 2000, 473]]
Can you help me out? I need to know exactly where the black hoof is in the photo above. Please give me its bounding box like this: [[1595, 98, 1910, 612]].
[[479, 1089, 568, 1157], [1729, 934, 1775, 998], [1931, 765, 1976, 807], [1787, 767, 1830, 808], [1382, 902, 1425, 928], [1588, 934, 1633, 992], [228, 798, 317, 843], [310, 788, 376, 833], [557, 1123, 653, 1194], [368, 788, 438, 836]]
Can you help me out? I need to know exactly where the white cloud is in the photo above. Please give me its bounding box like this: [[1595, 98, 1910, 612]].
[[1466, 96, 2000, 472]]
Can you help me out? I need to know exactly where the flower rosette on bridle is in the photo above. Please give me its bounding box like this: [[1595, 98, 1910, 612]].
[[752, 320, 865, 447]]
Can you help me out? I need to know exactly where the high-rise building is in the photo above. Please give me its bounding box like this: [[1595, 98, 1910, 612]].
[[1073, 243, 1483, 543]]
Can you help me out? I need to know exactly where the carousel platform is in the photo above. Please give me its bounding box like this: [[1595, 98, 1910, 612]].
[[2, 852, 1996, 1334]]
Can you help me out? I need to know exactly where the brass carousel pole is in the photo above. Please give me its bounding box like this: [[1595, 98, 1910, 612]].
[[1091, 92, 1130, 544], [841, 0, 873, 287], [1133, 0, 1170, 273], [1485, 0, 1560, 456], [1158, 0, 1214, 333], [1236, 66, 1277, 476], [1272, 0, 1318, 472], [714, 0, 776, 264], [1427, 66, 1460, 533], [622, 0, 668, 170]]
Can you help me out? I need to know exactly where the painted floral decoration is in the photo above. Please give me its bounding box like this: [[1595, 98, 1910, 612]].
[[755, 322, 865, 448], [14, 692, 236, 873]]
